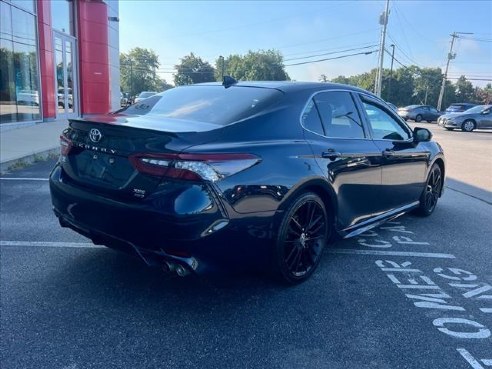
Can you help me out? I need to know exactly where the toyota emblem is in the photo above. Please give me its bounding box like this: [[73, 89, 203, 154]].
[[89, 128, 102, 143]]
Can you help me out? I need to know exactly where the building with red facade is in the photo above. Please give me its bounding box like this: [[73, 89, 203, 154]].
[[0, 0, 120, 128]]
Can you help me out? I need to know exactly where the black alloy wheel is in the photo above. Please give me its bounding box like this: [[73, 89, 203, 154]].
[[274, 192, 328, 284], [415, 114, 423, 122], [461, 119, 476, 132], [415, 164, 442, 216]]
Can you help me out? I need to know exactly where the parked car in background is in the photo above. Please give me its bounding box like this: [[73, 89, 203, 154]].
[[445, 103, 476, 113], [16, 90, 39, 105], [437, 105, 492, 132], [397, 105, 442, 122], [50, 81, 445, 284], [134, 91, 158, 104], [120, 92, 130, 107], [386, 102, 398, 111], [58, 87, 73, 108]]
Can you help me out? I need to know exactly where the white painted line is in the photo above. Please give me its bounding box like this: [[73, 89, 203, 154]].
[[457, 348, 486, 369], [327, 248, 456, 259], [480, 308, 492, 313], [0, 177, 49, 181], [0, 241, 104, 248], [482, 359, 492, 366]]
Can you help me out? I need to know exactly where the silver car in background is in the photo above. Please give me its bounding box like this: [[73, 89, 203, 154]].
[[437, 105, 492, 132]]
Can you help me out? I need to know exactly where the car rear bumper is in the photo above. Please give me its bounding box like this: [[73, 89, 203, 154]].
[[49, 164, 275, 273]]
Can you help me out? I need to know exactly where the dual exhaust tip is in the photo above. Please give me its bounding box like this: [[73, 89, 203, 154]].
[[162, 261, 191, 277]]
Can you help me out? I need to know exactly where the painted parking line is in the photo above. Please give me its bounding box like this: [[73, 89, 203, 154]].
[[0, 241, 102, 248], [328, 248, 456, 259], [0, 178, 49, 181]]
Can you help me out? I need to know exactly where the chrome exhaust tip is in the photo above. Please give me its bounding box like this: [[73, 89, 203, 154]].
[[175, 264, 191, 277]]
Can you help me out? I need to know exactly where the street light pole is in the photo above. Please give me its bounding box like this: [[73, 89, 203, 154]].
[[375, 0, 390, 97], [436, 31, 473, 111]]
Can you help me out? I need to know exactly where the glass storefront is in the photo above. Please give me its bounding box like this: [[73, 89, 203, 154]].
[[0, 0, 41, 124]]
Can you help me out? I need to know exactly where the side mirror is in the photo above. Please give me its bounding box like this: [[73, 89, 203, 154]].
[[413, 127, 432, 142]]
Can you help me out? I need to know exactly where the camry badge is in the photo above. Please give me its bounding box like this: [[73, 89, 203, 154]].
[[89, 128, 102, 143]]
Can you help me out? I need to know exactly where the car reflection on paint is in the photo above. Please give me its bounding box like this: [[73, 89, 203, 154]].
[[50, 79, 445, 284]]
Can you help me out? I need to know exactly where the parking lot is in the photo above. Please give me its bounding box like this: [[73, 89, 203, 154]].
[[1, 123, 491, 369]]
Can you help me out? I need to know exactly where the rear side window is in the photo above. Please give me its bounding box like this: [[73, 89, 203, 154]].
[[302, 99, 324, 135], [123, 86, 283, 126], [313, 91, 365, 139]]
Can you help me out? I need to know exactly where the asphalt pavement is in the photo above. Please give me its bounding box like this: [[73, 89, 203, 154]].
[[1, 125, 491, 369]]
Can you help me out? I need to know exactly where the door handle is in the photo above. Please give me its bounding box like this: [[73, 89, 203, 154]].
[[322, 149, 342, 160], [382, 149, 395, 157]]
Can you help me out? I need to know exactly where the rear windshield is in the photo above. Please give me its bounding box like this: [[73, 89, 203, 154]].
[[123, 85, 283, 125]]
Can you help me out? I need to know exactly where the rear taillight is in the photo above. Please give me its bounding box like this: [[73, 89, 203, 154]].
[[60, 135, 72, 156], [129, 153, 260, 182]]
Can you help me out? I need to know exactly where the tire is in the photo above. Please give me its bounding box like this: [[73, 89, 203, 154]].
[[414, 164, 442, 217], [415, 114, 423, 122], [461, 120, 475, 132], [273, 192, 329, 284]]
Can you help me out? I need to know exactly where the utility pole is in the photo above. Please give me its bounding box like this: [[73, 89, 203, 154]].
[[387, 44, 395, 101], [375, 0, 390, 97], [437, 31, 473, 110]]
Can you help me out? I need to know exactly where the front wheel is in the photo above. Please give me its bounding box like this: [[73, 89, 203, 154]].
[[462, 120, 475, 132], [415, 114, 423, 122], [415, 164, 442, 216], [273, 193, 329, 284]]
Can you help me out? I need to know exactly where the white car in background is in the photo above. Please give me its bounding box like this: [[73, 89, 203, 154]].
[[16, 90, 39, 105], [134, 91, 158, 104]]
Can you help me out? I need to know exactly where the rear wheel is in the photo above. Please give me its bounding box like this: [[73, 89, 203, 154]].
[[461, 120, 475, 132], [415, 164, 442, 216], [273, 193, 328, 284]]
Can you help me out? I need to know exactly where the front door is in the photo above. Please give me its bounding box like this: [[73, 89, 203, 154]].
[[359, 96, 429, 212], [54, 32, 78, 119]]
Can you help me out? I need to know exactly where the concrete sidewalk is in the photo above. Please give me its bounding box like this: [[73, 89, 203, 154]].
[[0, 120, 68, 174]]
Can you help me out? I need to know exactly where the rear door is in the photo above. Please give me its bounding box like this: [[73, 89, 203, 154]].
[[303, 90, 383, 229], [357, 95, 429, 212]]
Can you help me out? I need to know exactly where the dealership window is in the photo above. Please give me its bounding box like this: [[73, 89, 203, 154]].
[[51, 0, 75, 35], [0, 0, 41, 124]]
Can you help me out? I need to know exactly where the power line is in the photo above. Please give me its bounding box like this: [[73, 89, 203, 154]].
[[284, 49, 378, 67], [284, 44, 378, 62]]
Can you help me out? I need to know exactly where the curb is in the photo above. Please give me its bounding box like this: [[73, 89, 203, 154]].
[[0, 147, 59, 175]]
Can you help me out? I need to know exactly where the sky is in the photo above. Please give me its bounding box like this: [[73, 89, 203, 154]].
[[119, 0, 492, 87]]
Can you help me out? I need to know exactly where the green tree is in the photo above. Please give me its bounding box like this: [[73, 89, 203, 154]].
[[174, 53, 215, 86], [475, 83, 492, 104], [455, 75, 475, 102], [120, 48, 163, 96], [216, 50, 290, 81]]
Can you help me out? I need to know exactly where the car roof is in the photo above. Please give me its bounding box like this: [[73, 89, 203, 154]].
[[193, 81, 377, 96]]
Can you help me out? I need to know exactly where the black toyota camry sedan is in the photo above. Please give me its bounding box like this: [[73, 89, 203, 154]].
[[50, 80, 445, 283]]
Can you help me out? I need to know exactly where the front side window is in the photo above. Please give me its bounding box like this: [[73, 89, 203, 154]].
[[363, 101, 411, 141], [313, 91, 365, 139]]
